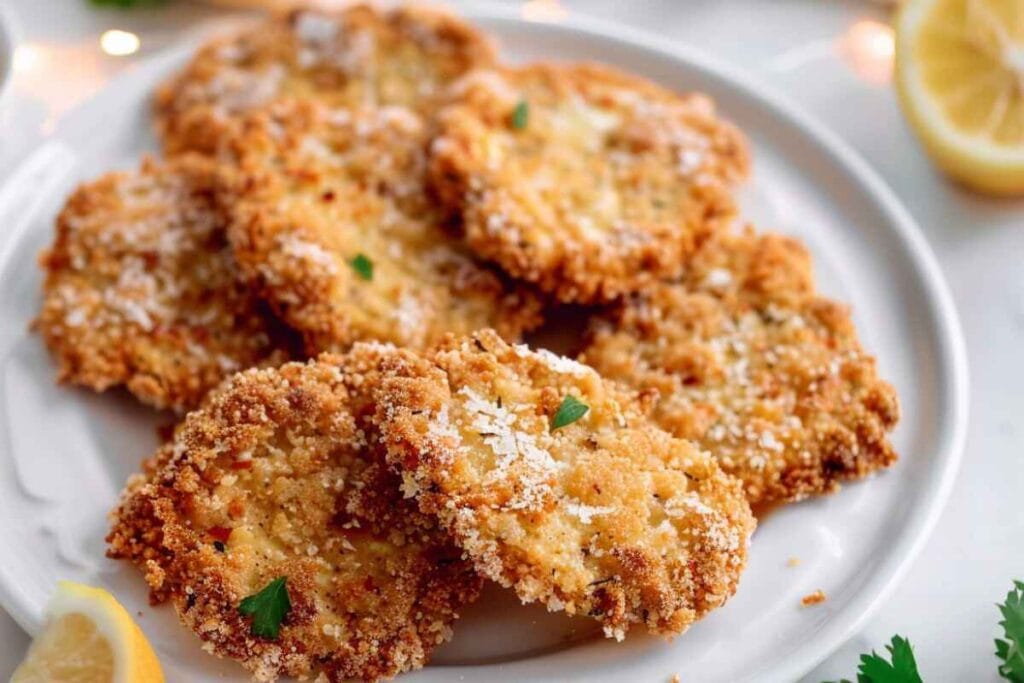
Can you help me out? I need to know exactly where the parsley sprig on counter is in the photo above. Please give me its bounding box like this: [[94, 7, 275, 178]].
[[825, 580, 1024, 682], [996, 581, 1024, 681], [828, 635, 922, 683]]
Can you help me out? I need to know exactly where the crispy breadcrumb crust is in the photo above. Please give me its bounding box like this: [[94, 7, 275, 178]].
[[106, 348, 482, 682], [375, 329, 754, 640], [580, 229, 900, 504], [429, 63, 750, 303], [35, 156, 292, 412], [225, 100, 542, 354], [156, 4, 496, 155]]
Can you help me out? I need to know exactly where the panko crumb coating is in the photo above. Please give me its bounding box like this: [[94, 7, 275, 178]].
[[106, 347, 482, 682], [156, 4, 496, 155], [375, 329, 754, 640], [35, 156, 292, 413], [225, 100, 542, 354], [429, 63, 750, 303], [580, 229, 900, 504]]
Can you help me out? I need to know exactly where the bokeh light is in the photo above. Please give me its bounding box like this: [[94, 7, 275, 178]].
[[841, 20, 895, 85], [100, 30, 140, 57]]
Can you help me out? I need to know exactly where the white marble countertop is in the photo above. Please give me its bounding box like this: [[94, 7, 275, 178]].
[[0, 1, 1020, 681]]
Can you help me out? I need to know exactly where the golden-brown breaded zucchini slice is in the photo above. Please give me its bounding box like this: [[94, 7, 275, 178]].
[[580, 229, 900, 504], [376, 329, 754, 640], [430, 63, 750, 303]]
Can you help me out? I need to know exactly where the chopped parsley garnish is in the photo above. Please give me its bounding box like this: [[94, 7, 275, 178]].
[[350, 253, 373, 281], [551, 395, 589, 431], [511, 100, 529, 130], [826, 635, 922, 683], [997, 581, 1024, 681], [238, 577, 291, 640]]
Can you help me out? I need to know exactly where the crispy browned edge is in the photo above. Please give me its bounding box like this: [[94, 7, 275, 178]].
[[429, 62, 751, 303], [219, 101, 545, 355], [107, 348, 482, 682], [580, 229, 900, 504], [34, 155, 294, 413], [153, 3, 498, 157], [372, 329, 755, 639]]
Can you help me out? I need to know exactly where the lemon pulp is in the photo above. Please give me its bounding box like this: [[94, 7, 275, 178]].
[[896, 0, 1024, 194], [10, 581, 163, 683]]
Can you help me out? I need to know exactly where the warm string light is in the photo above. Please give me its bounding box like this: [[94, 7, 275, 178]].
[[10, 40, 109, 121], [100, 29, 140, 57], [840, 20, 895, 85], [521, 0, 567, 24], [12, 45, 39, 73]]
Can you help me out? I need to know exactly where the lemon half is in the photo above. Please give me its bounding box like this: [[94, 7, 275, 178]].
[[895, 0, 1024, 195], [11, 581, 164, 683]]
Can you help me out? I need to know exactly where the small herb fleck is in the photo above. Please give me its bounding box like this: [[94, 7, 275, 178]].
[[238, 577, 291, 640], [511, 100, 529, 130], [213, 540, 226, 553], [350, 253, 373, 281], [551, 395, 589, 431]]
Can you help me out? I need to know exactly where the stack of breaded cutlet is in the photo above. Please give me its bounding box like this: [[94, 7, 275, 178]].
[[34, 5, 898, 681]]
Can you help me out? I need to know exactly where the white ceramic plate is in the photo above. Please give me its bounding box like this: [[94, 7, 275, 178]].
[[0, 5, 967, 682]]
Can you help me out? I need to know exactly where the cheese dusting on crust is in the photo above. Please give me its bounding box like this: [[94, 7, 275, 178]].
[[106, 348, 482, 682], [429, 63, 750, 303], [35, 156, 292, 412], [225, 100, 543, 354], [155, 4, 496, 155], [375, 329, 755, 640], [580, 229, 900, 504]]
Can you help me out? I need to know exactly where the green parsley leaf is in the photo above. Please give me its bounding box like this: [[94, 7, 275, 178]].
[[350, 253, 373, 281], [997, 580, 1024, 681], [859, 635, 922, 683], [551, 395, 588, 431], [825, 635, 922, 683], [511, 100, 529, 130], [238, 577, 291, 640]]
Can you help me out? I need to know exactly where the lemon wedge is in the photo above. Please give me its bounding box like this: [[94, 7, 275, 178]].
[[11, 581, 164, 683], [895, 0, 1024, 195]]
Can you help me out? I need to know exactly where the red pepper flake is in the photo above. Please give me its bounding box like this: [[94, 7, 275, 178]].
[[208, 526, 232, 543], [230, 460, 253, 470]]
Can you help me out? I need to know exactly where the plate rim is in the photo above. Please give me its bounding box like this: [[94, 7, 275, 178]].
[[0, 3, 969, 682]]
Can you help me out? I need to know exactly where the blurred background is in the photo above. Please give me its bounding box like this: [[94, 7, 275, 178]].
[[0, 1, 1020, 681]]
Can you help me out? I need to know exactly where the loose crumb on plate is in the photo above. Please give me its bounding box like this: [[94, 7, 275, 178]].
[[801, 589, 827, 607]]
